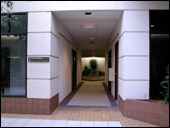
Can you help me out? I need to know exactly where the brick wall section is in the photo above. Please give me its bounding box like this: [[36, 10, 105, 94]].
[[1, 93, 59, 115], [119, 96, 169, 127], [50, 94, 59, 113]]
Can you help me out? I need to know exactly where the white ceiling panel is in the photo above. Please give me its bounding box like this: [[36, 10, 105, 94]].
[[55, 10, 122, 19], [53, 10, 123, 56]]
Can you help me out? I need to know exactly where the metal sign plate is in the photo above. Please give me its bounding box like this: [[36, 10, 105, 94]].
[[28, 57, 50, 62]]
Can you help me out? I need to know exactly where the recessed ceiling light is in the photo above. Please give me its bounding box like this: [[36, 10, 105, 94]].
[[85, 12, 92, 15], [151, 25, 154, 27]]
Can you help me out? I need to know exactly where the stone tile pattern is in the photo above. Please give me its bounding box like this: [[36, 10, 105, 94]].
[[1, 93, 59, 115], [119, 96, 169, 127], [1, 106, 158, 127]]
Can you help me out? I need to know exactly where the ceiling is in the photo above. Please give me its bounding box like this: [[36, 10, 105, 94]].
[[53, 10, 123, 57]]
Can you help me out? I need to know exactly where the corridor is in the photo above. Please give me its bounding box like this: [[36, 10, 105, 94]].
[[68, 81, 111, 107], [61, 81, 116, 107]]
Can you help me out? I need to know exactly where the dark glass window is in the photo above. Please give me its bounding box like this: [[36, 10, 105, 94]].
[[10, 14, 27, 34], [1, 14, 27, 34], [150, 34, 169, 99], [1, 13, 27, 97], [150, 11, 169, 34], [150, 10, 169, 99], [1, 15, 9, 33]]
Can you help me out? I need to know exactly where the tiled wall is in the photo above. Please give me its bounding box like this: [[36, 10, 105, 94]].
[[119, 96, 169, 127], [1, 93, 59, 115]]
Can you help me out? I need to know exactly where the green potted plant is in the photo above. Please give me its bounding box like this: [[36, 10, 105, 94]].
[[89, 59, 98, 76], [98, 70, 105, 76], [82, 65, 91, 76], [160, 64, 169, 104]]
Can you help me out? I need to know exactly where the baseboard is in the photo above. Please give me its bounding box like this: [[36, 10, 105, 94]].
[[59, 91, 72, 105], [59, 82, 83, 105], [111, 92, 115, 100]]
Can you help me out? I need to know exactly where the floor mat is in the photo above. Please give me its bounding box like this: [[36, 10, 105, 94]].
[[67, 81, 112, 107]]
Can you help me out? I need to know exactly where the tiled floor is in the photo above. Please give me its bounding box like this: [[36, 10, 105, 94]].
[[1, 106, 159, 127], [1, 118, 122, 127]]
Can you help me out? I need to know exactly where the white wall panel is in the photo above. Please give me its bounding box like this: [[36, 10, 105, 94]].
[[27, 33, 51, 55], [51, 13, 59, 37], [27, 80, 51, 99], [119, 57, 125, 79], [122, 11, 149, 32], [27, 58, 51, 79], [119, 32, 149, 57], [123, 57, 149, 80], [119, 79, 149, 100], [50, 57, 59, 78], [119, 35, 125, 58], [51, 34, 59, 57], [58, 37, 72, 102], [50, 78, 59, 98], [28, 12, 51, 32]]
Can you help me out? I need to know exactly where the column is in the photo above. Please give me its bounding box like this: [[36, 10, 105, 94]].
[[27, 12, 59, 114], [119, 11, 150, 100]]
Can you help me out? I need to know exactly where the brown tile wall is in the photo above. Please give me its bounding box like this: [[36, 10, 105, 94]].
[[1, 93, 59, 115], [118, 95, 169, 127]]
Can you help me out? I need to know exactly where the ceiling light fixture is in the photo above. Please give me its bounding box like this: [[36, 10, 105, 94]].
[[90, 37, 93, 40], [151, 25, 154, 28], [85, 12, 92, 15]]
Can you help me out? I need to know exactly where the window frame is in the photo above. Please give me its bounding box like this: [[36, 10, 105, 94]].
[[1, 12, 28, 98]]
